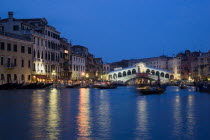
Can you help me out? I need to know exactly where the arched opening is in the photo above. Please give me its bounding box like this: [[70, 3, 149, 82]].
[[156, 71, 159, 76], [22, 74, 25, 81], [160, 72, 164, 77], [14, 74, 17, 81], [132, 69, 136, 74], [109, 75, 112, 80], [7, 74, 11, 83], [165, 73, 169, 78], [151, 70, 155, 75], [37, 50, 40, 58], [127, 70, 131, 75], [118, 72, 122, 78], [170, 75, 174, 80], [146, 69, 150, 74], [113, 74, 117, 79], [1, 74, 4, 81], [123, 71, 127, 77]]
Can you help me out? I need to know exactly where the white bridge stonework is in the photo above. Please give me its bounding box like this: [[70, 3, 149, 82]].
[[108, 63, 174, 83]]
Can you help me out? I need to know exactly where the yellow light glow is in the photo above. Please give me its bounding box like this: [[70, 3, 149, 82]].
[[81, 72, 85, 76], [64, 50, 68, 54]]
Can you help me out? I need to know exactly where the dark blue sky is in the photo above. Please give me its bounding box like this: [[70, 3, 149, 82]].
[[1, 0, 210, 62]]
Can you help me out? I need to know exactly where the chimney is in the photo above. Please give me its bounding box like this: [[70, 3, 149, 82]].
[[8, 12, 14, 19]]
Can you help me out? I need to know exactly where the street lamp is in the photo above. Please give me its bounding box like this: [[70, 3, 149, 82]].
[[81, 72, 85, 86]]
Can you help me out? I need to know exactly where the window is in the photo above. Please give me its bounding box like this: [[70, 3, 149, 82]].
[[21, 46, 25, 53], [28, 60, 31, 68], [1, 42, 5, 50], [21, 60, 24, 67], [13, 25, 19, 31], [28, 47, 31, 54], [28, 75, 31, 81], [7, 43, 11, 51], [21, 75, 25, 81], [13, 45, 17, 52], [1, 74, 4, 80], [14, 74, 17, 81], [14, 59, 17, 66], [33, 50, 36, 57], [1, 57, 3, 65]]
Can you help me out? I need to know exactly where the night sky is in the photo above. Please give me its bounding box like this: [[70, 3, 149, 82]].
[[1, 0, 210, 62]]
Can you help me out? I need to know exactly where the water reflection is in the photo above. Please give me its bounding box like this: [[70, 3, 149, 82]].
[[186, 95, 195, 138], [173, 95, 182, 137], [77, 88, 91, 138], [31, 91, 46, 139], [136, 98, 150, 139], [46, 89, 61, 140], [97, 90, 111, 137]]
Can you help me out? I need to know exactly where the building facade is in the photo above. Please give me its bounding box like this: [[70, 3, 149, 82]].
[[0, 12, 63, 83], [71, 54, 86, 80], [0, 32, 33, 84], [198, 51, 210, 81]]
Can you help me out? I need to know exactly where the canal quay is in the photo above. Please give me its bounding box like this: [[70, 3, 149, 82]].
[[0, 86, 210, 140]]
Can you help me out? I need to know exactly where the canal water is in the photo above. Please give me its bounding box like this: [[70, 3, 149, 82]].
[[0, 86, 210, 140]]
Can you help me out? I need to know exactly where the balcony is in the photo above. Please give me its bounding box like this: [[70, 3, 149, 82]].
[[4, 63, 16, 69]]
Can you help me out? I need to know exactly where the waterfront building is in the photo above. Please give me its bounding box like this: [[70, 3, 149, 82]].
[[176, 50, 201, 80], [167, 57, 181, 80], [71, 53, 86, 80], [60, 38, 72, 84], [128, 56, 170, 69], [102, 63, 111, 80], [198, 51, 210, 81], [0, 12, 62, 82], [72, 45, 104, 80], [0, 32, 33, 84]]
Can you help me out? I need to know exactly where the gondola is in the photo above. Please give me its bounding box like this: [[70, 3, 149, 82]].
[[136, 86, 166, 95]]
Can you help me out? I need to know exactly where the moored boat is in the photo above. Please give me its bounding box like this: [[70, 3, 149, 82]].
[[136, 86, 166, 95]]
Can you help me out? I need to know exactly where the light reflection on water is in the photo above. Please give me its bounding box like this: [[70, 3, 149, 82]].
[[47, 89, 61, 140], [77, 88, 91, 139], [97, 90, 111, 138], [136, 98, 150, 140], [0, 86, 210, 139]]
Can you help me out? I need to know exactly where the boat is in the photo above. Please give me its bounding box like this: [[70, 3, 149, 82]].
[[97, 84, 117, 89], [180, 84, 187, 89], [136, 86, 166, 95], [66, 84, 80, 88]]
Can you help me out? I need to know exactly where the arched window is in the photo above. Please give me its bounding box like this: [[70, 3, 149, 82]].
[[160, 72, 164, 77], [118, 72, 122, 78], [21, 74, 25, 81], [132, 69, 136, 74], [33, 49, 36, 57], [14, 74, 17, 81], [170, 75, 174, 80], [146, 69, 150, 74], [37, 50, 40, 58], [109, 75, 112, 80], [113, 74, 117, 79], [7, 74, 11, 83], [151, 70, 155, 75], [156, 71, 159, 76], [127, 70, 131, 75], [165, 73, 169, 78], [123, 71, 126, 77], [1, 74, 5, 80]]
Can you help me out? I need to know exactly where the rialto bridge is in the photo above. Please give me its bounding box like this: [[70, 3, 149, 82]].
[[108, 63, 174, 83]]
